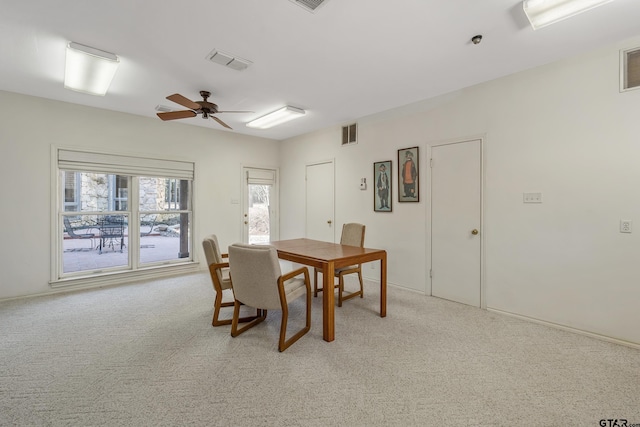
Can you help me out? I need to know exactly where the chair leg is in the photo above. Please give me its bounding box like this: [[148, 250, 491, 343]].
[[278, 286, 311, 352], [231, 300, 266, 337], [338, 270, 364, 304], [213, 294, 262, 327], [212, 292, 227, 326], [313, 268, 320, 297]]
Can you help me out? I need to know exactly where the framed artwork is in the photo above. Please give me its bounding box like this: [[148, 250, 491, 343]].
[[398, 146, 419, 202], [373, 160, 392, 212]]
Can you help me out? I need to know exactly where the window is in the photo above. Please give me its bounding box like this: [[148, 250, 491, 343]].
[[53, 148, 195, 284], [63, 171, 81, 212], [111, 174, 129, 211]]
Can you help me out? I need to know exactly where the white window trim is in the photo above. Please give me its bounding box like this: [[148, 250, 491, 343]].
[[50, 145, 199, 289]]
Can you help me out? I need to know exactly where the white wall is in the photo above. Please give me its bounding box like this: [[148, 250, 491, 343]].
[[0, 91, 280, 300], [280, 35, 640, 345]]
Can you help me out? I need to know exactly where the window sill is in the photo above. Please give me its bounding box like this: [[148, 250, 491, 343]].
[[50, 261, 200, 290]]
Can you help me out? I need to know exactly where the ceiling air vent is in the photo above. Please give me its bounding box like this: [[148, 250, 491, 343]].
[[621, 47, 640, 91], [289, 0, 329, 13], [342, 123, 357, 146], [206, 49, 252, 71]]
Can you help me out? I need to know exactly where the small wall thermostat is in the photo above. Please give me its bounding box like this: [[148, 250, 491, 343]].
[[360, 178, 367, 190]]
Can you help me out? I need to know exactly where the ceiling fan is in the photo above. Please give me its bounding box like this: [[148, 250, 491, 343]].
[[156, 90, 251, 129]]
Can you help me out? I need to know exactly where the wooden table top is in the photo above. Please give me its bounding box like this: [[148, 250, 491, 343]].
[[268, 238, 385, 267]]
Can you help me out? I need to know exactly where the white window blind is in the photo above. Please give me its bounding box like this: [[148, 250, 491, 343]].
[[58, 149, 194, 179], [246, 168, 276, 185]]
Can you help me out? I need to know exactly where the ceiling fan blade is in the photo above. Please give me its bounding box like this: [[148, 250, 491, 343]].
[[166, 94, 201, 110], [157, 110, 197, 121], [211, 116, 232, 129], [216, 110, 254, 114]]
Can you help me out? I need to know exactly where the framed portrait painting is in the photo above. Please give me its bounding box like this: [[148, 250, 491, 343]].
[[373, 160, 392, 212], [398, 147, 419, 202]]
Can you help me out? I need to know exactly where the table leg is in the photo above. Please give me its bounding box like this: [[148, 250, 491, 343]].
[[380, 252, 387, 317], [322, 260, 335, 342]]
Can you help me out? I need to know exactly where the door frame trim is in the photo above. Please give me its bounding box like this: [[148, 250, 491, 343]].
[[428, 135, 485, 309]]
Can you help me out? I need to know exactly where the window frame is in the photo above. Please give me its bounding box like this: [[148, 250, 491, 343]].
[[50, 146, 199, 288]]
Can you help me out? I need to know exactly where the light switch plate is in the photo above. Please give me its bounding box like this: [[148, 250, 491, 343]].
[[523, 192, 542, 203]]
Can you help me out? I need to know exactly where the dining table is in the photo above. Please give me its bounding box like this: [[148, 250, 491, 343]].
[[268, 238, 387, 342]]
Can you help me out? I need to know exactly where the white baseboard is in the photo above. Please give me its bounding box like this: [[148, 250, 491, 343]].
[[488, 307, 640, 350], [1, 264, 202, 303]]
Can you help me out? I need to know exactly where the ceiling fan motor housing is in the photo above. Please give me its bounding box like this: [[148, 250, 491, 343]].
[[196, 91, 218, 115], [196, 101, 219, 114]]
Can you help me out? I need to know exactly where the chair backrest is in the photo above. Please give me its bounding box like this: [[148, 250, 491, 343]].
[[340, 223, 365, 247], [140, 215, 156, 237], [228, 244, 282, 310], [63, 217, 76, 236], [99, 215, 124, 238], [202, 234, 225, 283], [202, 234, 223, 264]]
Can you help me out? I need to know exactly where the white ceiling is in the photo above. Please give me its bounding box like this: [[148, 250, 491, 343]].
[[2, 0, 639, 141]]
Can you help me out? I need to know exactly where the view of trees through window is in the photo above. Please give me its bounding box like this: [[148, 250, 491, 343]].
[[248, 184, 271, 243]]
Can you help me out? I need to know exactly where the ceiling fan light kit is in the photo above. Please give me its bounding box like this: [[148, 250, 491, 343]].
[[523, 0, 614, 30], [64, 42, 119, 96], [246, 106, 306, 129]]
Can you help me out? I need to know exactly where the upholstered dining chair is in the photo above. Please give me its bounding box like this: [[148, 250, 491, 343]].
[[314, 223, 366, 307], [228, 243, 311, 352], [202, 235, 259, 327]]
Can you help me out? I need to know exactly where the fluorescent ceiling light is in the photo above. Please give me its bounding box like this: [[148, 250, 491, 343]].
[[64, 42, 120, 96], [246, 106, 305, 129], [523, 0, 614, 30]]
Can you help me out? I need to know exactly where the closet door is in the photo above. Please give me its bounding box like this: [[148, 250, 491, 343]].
[[431, 139, 482, 307], [305, 160, 335, 242]]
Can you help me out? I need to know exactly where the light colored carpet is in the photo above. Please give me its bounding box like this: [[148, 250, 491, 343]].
[[1, 273, 639, 426]]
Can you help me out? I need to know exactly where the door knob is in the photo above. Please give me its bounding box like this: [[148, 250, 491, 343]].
[[327, 220, 332, 225], [244, 221, 248, 225], [471, 229, 479, 235]]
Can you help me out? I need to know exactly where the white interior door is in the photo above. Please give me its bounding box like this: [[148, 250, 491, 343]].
[[305, 160, 335, 242], [242, 167, 278, 244], [431, 139, 482, 307]]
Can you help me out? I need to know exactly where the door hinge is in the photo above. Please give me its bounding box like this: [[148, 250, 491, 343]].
[[429, 269, 433, 278], [430, 158, 433, 168]]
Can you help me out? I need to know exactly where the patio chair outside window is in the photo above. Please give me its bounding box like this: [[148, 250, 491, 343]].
[[63, 216, 95, 249], [98, 215, 125, 254]]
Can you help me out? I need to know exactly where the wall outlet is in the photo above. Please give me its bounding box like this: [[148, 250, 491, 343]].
[[620, 220, 632, 233]]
